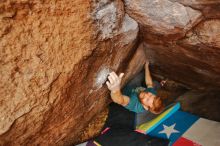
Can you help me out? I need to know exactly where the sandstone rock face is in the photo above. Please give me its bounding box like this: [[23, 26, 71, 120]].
[[180, 20, 220, 49], [124, 0, 203, 39], [170, 0, 220, 18], [124, 0, 220, 90], [1, 0, 220, 145], [122, 43, 148, 86], [0, 0, 138, 145]]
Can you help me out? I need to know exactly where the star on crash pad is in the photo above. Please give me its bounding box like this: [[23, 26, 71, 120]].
[[159, 123, 180, 138]]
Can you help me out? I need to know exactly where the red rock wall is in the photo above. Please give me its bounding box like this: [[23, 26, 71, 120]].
[[125, 0, 220, 90], [1, 0, 220, 145], [0, 0, 139, 145]]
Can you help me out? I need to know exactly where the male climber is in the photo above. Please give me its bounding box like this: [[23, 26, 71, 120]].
[[76, 64, 168, 146], [106, 61, 165, 114], [93, 62, 169, 145]]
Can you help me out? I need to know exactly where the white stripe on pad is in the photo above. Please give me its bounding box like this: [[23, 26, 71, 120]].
[[183, 118, 220, 146]]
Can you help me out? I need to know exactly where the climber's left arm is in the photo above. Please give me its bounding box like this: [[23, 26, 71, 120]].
[[145, 61, 153, 88]]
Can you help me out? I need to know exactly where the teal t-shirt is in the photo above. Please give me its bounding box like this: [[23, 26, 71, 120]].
[[122, 86, 157, 113]]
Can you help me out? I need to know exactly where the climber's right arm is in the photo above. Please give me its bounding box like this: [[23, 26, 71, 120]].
[[110, 90, 130, 106], [106, 72, 130, 106]]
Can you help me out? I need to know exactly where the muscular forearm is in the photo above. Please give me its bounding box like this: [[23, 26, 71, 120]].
[[110, 90, 124, 104], [145, 65, 153, 87], [110, 90, 129, 106]]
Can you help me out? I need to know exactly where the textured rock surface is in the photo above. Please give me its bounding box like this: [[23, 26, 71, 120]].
[[0, 0, 138, 145], [176, 90, 220, 121], [170, 0, 220, 18], [75, 42, 150, 144], [122, 43, 148, 86], [1, 0, 220, 145], [77, 108, 109, 144], [124, 0, 202, 39], [124, 0, 220, 90]]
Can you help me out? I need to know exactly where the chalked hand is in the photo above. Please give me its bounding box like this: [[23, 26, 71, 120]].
[[145, 60, 150, 68], [106, 72, 124, 93]]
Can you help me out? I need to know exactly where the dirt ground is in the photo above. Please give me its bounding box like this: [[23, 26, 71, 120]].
[[176, 90, 220, 121]]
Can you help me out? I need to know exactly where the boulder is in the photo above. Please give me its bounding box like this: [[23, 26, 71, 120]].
[[124, 0, 202, 40], [1, 0, 220, 145], [124, 0, 220, 90], [140, 18, 220, 89], [170, 0, 220, 18], [0, 0, 139, 145]]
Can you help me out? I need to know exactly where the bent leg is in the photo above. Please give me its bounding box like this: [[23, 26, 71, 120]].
[[102, 103, 136, 130]]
